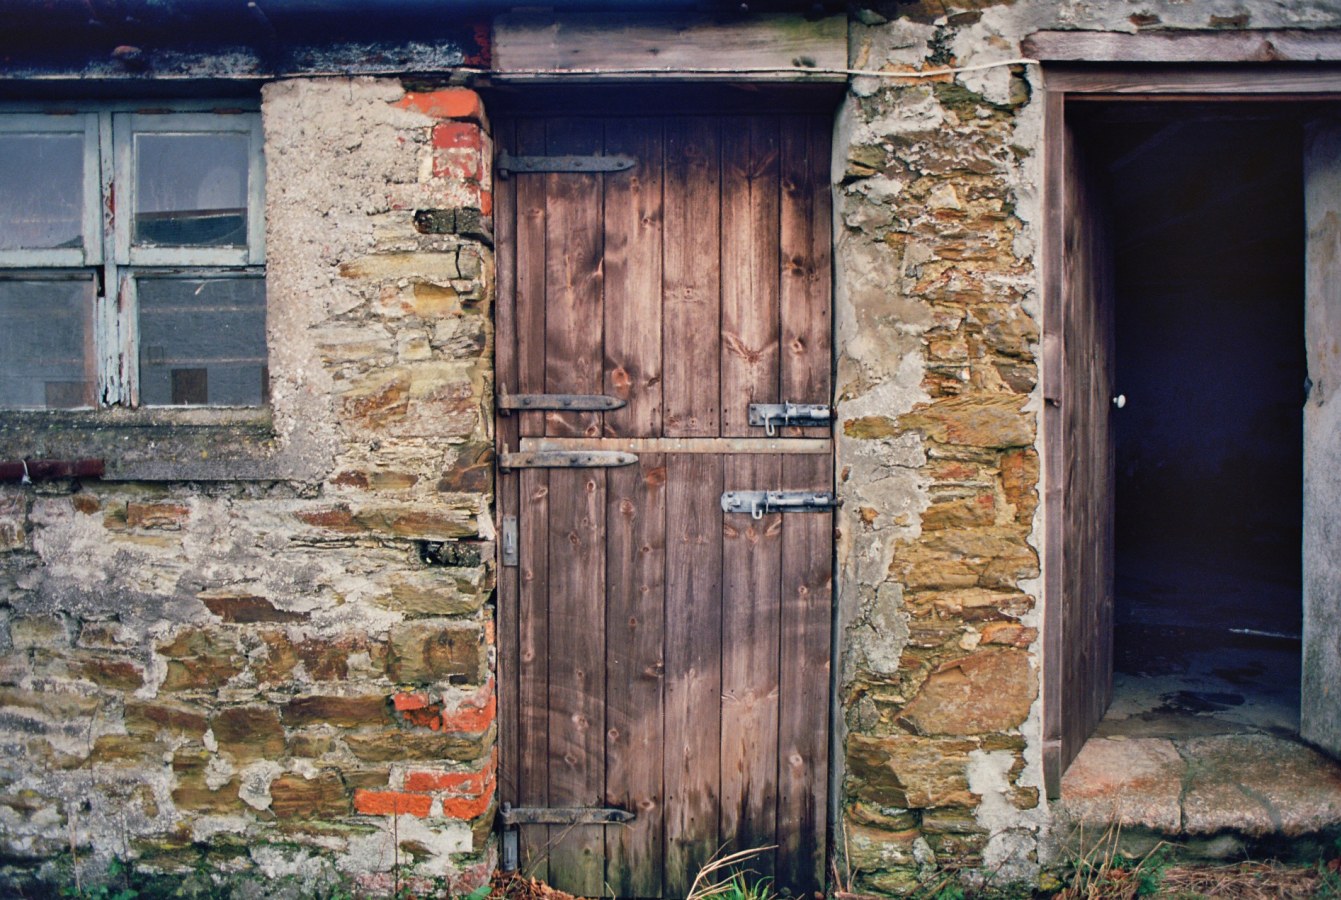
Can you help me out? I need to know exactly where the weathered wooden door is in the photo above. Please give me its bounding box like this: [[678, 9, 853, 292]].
[[1042, 109, 1117, 797], [495, 110, 833, 899], [1302, 119, 1341, 759]]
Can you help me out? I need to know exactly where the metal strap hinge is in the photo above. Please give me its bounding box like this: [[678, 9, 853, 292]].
[[500, 450, 638, 470], [499, 803, 635, 873], [747, 402, 832, 436], [499, 392, 626, 414], [721, 490, 838, 519], [497, 151, 636, 178]]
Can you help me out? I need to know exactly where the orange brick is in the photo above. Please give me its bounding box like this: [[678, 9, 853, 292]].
[[441, 792, 493, 820], [433, 122, 483, 151], [353, 789, 432, 817], [393, 691, 432, 712], [395, 89, 484, 122], [440, 684, 496, 735], [405, 751, 496, 794]]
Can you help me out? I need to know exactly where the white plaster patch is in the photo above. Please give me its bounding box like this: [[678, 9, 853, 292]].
[[343, 815, 473, 876], [968, 749, 1043, 882], [204, 754, 236, 791], [238, 760, 283, 811]]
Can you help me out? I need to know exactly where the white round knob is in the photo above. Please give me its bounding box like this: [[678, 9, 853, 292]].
[[1112, 394, 1127, 409]]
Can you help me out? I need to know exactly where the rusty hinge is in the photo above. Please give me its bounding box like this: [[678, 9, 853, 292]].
[[499, 803, 635, 872], [496, 151, 636, 178], [499, 450, 638, 470], [498, 392, 626, 414]]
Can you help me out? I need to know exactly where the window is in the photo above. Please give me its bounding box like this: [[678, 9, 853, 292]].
[[0, 106, 265, 410]]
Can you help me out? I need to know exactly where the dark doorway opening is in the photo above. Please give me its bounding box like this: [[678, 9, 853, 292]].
[[1090, 107, 1306, 738]]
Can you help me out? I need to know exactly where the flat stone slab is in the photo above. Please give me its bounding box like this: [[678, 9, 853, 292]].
[[1181, 734, 1341, 836], [1060, 737, 1184, 832]]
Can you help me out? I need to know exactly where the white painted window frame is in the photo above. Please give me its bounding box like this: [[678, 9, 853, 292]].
[[0, 113, 102, 268], [113, 112, 265, 268], [0, 104, 264, 410]]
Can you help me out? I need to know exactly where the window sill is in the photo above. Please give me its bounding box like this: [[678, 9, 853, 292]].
[[0, 407, 310, 482]]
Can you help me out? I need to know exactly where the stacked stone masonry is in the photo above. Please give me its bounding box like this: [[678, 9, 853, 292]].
[[6, 0, 1341, 894]]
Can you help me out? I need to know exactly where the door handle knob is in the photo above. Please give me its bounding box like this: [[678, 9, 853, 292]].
[[1112, 394, 1127, 409]]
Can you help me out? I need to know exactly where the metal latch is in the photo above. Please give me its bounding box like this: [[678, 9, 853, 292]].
[[747, 402, 832, 436], [499, 803, 635, 872], [499, 393, 626, 414], [496, 151, 636, 178], [721, 490, 838, 519], [501, 515, 518, 567], [499, 450, 638, 470]]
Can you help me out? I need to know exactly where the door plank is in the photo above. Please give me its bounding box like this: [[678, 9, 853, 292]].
[[776, 453, 832, 895], [1303, 119, 1341, 756], [495, 118, 521, 814], [546, 468, 608, 896], [664, 118, 722, 438], [604, 119, 665, 438], [664, 454, 724, 898], [605, 455, 668, 897], [518, 469, 552, 882], [779, 116, 832, 438], [721, 117, 781, 438], [545, 119, 605, 439], [720, 454, 782, 878], [544, 116, 609, 895], [516, 118, 549, 442]]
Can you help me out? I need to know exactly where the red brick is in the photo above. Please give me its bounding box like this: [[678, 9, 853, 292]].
[[354, 790, 432, 817], [478, 189, 492, 217], [433, 122, 482, 151], [393, 691, 432, 712], [404, 750, 496, 794], [395, 89, 484, 123], [440, 680, 495, 736]]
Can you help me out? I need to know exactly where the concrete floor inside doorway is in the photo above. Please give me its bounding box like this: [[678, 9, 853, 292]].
[[1057, 557, 1341, 860]]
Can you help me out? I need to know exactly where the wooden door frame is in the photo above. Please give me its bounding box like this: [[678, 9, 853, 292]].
[[1033, 37, 1341, 798]]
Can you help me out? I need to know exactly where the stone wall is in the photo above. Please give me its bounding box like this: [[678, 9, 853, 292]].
[[0, 79, 498, 893]]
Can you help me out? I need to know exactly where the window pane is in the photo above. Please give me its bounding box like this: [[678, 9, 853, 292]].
[[137, 276, 266, 407], [0, 278, 96, 409], [134, 133, 249, 248], [0, 134, 84, 252]]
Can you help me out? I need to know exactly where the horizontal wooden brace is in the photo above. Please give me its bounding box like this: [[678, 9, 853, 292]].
[[518, 437, 831, 455], [500, 805, 635, 826]]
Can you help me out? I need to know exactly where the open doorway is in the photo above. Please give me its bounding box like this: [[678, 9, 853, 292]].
[[1051, 103, 1341, 838], [1096, 108, 1306, 738]]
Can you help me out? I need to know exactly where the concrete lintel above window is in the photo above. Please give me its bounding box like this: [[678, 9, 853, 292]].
[[492, 12, 848, 82], [1024, 29, 1341, 64]]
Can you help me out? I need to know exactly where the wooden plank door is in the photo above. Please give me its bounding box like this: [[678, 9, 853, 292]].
[[496, 111, 833, 899], [1042, 105, 1117, 797], [1302, 119, 1341, 759]]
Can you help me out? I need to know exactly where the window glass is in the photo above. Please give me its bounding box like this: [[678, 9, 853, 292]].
[[137, 275, 266, 406], [0, 133, 84, 252], [133, 133, 249, 248], [0, 277, 96, 409]]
